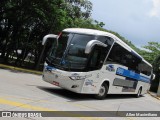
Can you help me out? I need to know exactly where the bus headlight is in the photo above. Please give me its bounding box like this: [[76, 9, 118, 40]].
[[69, 76, 86, 80], [69, 74, 92, 80]]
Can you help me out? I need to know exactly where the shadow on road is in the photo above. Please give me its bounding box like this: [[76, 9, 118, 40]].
[[37, 86, 142, 101]]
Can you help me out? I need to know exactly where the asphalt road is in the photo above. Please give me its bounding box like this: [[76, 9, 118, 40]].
[[0, 69, 160, 120]]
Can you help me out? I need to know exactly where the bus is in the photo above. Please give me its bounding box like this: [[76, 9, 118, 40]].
[[42, 28, 154, 99]]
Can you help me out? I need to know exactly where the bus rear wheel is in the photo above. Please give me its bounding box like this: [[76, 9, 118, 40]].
[[136, 87, 142, 98], [95, 83, 108, 100]]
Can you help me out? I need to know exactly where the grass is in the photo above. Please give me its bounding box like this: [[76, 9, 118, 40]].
[[0, 64, 42, 75]]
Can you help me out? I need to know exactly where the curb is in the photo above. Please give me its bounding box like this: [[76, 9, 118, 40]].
[[148, 91, 160, 100], [0, 64, 42, 75]]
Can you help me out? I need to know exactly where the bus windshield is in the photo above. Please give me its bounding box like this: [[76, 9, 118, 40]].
[[46, 32, 113, 71]]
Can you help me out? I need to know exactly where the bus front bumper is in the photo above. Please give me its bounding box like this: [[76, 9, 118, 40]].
[[42, 65, 98, 94]]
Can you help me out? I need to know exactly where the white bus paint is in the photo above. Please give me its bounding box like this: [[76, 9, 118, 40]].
[[42, 28, 153, 99]]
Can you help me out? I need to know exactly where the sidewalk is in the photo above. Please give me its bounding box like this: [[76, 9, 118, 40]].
[[148, 91, 160, 100], [0, 64, 42, 75]]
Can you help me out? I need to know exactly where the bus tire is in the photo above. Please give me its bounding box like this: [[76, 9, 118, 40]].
[[95, 83, 108, 100], [136, 87, 142, 98]]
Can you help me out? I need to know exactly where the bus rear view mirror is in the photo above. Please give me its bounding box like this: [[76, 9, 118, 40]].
[[152, 74, 156, 80], [85, 40, 107, 54], [42, 34, 58, 46]]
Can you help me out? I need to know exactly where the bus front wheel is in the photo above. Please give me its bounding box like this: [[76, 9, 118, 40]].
[[95, 83, 108, 100]]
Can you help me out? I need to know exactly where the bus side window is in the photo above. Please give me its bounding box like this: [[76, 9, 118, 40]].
[[138, 61, 152, 76], [106, 43, 141, 73], [106, 43, 124, 65]]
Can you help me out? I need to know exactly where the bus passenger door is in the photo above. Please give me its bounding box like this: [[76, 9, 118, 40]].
[[88, 45, 107, 71], [86, 45, 108, 84]]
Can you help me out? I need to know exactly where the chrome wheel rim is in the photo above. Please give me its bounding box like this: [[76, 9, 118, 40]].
[[98, 86, 105, 96], [138, 89, 141, 96]]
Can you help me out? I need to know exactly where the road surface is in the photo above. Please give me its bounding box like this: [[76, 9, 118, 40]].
[[0, 69, 160, 120]]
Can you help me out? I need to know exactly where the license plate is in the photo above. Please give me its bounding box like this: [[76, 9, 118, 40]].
[[52, 81, 59, 86]]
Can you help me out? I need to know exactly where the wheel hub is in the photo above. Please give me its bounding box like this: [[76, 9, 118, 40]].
[[98, 86, 105, 96]]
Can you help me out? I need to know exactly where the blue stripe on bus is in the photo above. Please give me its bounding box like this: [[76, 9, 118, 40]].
[[116, 67, 150, 83], [45, 65, 56, 71]]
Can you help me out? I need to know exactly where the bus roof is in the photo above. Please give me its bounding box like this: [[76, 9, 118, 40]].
[[63, 28, 113, 36], [63, 28, 152, 67]]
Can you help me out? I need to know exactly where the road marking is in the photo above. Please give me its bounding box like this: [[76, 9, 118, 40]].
[[0, 97, 104, 120], [39, 100, 102, 110], [2, 95, 136, 120], [2, 95, 37, 102], [1, 95, 101, 110], [0, 96, 135, 120], [0, 98, 53, 111]]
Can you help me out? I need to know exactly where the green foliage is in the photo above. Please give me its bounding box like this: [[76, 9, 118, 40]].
[[150, 54, 160, 92], [153, 54, 160, 72], [140, 42, 160, 63], [0, 0, 159, 70], [141, 42, 160, 92], [0, 0, 93, 68]]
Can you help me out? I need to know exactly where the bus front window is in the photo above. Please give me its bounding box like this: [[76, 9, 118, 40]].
[[63, 34, 95, 70], [46, 32, 114, 72], [47, 32, 74, 65]]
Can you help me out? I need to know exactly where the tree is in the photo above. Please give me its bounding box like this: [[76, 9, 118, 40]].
[[0, 0, 93, 69], [139, 42, 160, 92], [140, 42, 160, 63], [150, 54, 160, 92]]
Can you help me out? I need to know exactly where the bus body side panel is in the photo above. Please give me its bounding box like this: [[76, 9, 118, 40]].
[[98, 64, 151, 95], [42, 62, 151, 95], [135, 76, 151, 95], [100, 64, 131, 94]]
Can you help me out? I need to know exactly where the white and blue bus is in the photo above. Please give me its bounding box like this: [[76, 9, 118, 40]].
[[42, 28, 154, 99]]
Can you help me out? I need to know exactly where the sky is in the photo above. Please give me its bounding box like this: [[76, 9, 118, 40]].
[[89, 0, 160, 48]]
